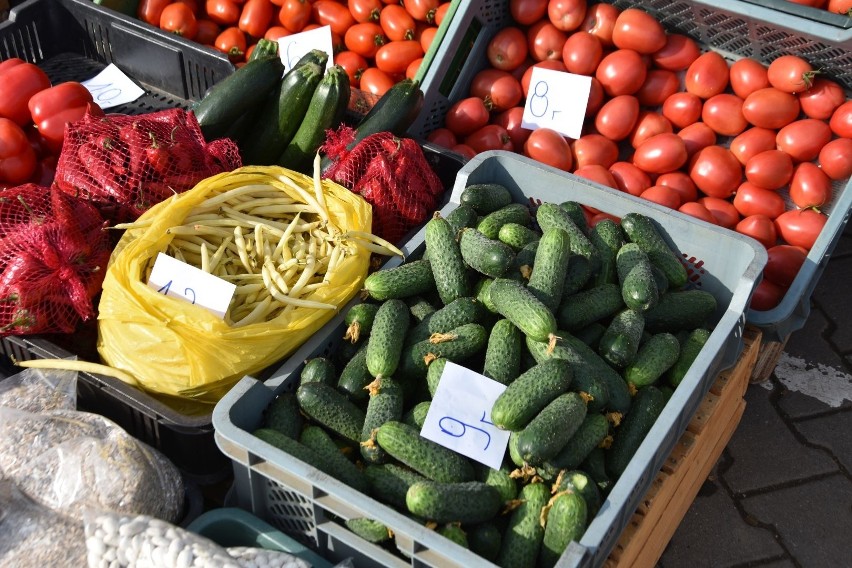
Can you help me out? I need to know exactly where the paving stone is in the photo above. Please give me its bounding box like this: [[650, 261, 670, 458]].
[[660, 476, 783, 567], [794, 410, 852, 473], [740, 475, 852, 567], [773, 353, 852, 419], [810, 255, 852, 352], [723, 386, 838, 494], [782, 308, 846, 370], [738, 559, 797, 568]]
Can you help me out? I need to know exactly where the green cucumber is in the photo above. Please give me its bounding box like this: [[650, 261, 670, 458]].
[[667, 327, 711, 387], [296, 382, 366, 444], [539, 490, 588, 568], [574, 321, 607, 350], [459, 228, 516, 278], [557, 283, 624, 332], [406, 295, 438, 322], [616, 242, 660, 312], [489, 278, 558, 345], [405, 296, 482, 346], [527, 227, 572, 312], [476, 462, 519, 504], [345, 518, 393, 544], [360, 376, 405, 463], [562, 254, 593, 297], [402, 400, 432, 429], [279, 65, 350, 173], [515, 392, 587, 465], [445, 203, 480, 236], [459, 183, 513, 214], [468, 522, 502, 562], [299, 357, 337, 386], [253, 427, 327, 471], [496, 481, 550, 568], [490, 359, 573, 431], [375, 421, 475, 483], [406, 481, 502, 524], [598, 308, 645, 369], [606, 385, 667, 478], [620, 212, 687, 289], [474, 278, 498, 313], [589, 219, 626, 286], [482, 318, 523, 385], [438, 524, 469, 548], [643, 290, 718, 333], [476, 203, 532, 239], [425, 212, 470, 305], [299, 425, 369, 492], [624, 332, 681, 388], [337, 342, 372, 403], [504, 238, 538, 282], [193, 55, 285, 140], [426, 357, 448, 398], [263, 392, 303, 439], [398, 322, 488, 380], [363, 259, 435, 301], [498, 222, 540, 250], [366, 299, 410, 378], [544, 413, 610, 472], [536, 202, 599, 278], [508, 430, 525, 467], [364, 463, 427, 509], [580, 447, 613, 494], [553, 469, 603, 518], [343, 302, 380, 343], [558, 201, 590, 234]]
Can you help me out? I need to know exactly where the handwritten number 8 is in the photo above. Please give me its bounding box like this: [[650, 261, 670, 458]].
[[529, 80, 549, 118]]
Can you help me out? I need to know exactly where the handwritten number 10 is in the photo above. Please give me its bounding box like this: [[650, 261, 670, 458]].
[[86, 82, 122, 103]]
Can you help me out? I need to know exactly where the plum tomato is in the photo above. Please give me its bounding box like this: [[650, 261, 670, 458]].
[[685, 51, 729, 99], [609, 161, 651, 196], [657, 171, 698, 203], [548, 0, 588, 32], [487, 27, 529, 71], [776, 118, 833, 163], [640, 184, 682, 209], [635, 69, 679, 107], [572, 133, 619, 169], [464, 124, 514, 153], [493, 106, 531, 151], [650, 33, 700, 72], [632, 132, 688, 174], [444, 96, 490, 136], [736, 214, 778, 248], [521, 60, 567, 98], [766, 54, 815, 94], [689, 145, 742, 199], [729, 57, 769, 99], [611, 8, 666, 54], [733, 182, 787, 219], [511, 0, 549, 25], [764, 244, 808, 288], [629, 111, 673, 149], [744, 149, 794, 190], [742, 87, 800, 130], [677, 122, 717, 159], [524, 127, 573, 170], [818, 137, 852, 181], [527, 21, 568, 62], [595, 48, 647, 96], [470, 68, 523, 112], [594, 94, 640, 142], [580, 2, 620, 46], [662, 92, 703, 129], [701, 93, 747, 137], [586, 77, 605, 117], [574, 164, 619, 188], [451, 143, 477, 160], [561, 30, 603, 76], [679, 201, 717, 224], [797, 77, 845, 120], [698, 196, 741, 229], [375, 40, 424, 74], [829, 100, 852, 138], [730, 126, 778, 165], [775, 208, 827, 250], [750, 278, 786, 311], [425, 127, 457, 149], [789, 162, 833, 209]]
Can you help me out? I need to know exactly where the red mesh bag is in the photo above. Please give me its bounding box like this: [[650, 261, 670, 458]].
[[0, 184, 111, 336], [322, 127, 444, 244], [54, 107, 242, 224]]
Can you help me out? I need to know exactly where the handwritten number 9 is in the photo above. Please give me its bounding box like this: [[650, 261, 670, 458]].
[[438, 414, 493, 450]]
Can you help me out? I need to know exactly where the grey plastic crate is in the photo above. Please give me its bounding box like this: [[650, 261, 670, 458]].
[[214, 151, 767, 568]]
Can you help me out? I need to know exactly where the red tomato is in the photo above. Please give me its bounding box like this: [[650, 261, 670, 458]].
[[521, 60, 567, 97], [335, 50, 369, 87], [632, 132, 688, 174], [312, 1, 356, 35], [278, 0, 310, 31], [528, 21, 567, 62], [662, 92, 703, 129], [404, 0, 440, 23], [677, 122, 716, 159], [195, 19, 221, 44], [767, 54, 815, 94], [750, 278, 786, 311], [742, 87, 800, 130], [581, 2, 619, 46], [594, 95, 640, 142], [818, 137, 852, 180], [828, 0, 852, 13], [689, 145, 742, 198], [215, 26, 247, 61], [345, 22, 387, 58], [744, 149, 794, 190], [572, 133, 619, 168], [776, 119, 833, 162], [798, 77, 845, 120], [641, 185, 681, 209], [629, 111, 673, 149], [465, 124, 514, 153], [493, 107, 531, 151], [160, 2, 198, 39], [359, 67, 395, 96], [380, 5, 415, 41], [419, 27, 438, 53], [764, 244, 808, 287], [658, 171, 698, 203], [685, 51, 729, 99], [524, 127, 573, 170], [789, 162, 833, 209], [488, 27, 529, 71], [635, 69, 679, 107], [698, 196, 741, 229], [548, 0, 588, 32], [586, 77, 604, 116], [736, 214, 777, 248], [730, 126, 778, 165], [611, 8, 665, 54], [375, 40, 423, 74], [574, 164, 618, 188], [435, 2, 451, 25], [452, 143, 477, 160], [138, 0, 172, 26], [701, 94, 747, 137], [471, 69, 523, 112], [589, 211, 622, 226], [426, 127, 457, 149], [595, 48, 647, 96], [775, 208, 826, 250], [679, 201, 717, 224], [728, 58, 769, 99], [829, 100, 852, 138], [511, 0, 549, 25], [406, 57, 422, 79], [445, 96, 491, 136], [651, 33, 700, 72], [238, 0, 273, 38], [561, 31, 602, 75], [609, 161, 651, 196], [349, 0, 383, 23], [733, 182, 787, 219]]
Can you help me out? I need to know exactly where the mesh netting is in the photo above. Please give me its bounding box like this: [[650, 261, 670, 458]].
[[0, 184, 111, 336], [322, 127, 444, 244], [54, 107, 242, 224]]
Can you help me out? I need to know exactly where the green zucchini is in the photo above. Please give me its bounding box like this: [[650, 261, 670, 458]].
[[624, 332, 681, 388], [363, 259, 435, 301], [299, 425, 369, 492], [263, 392, 303, 439], [620, 212, 688, 289], [354, 78, 424, 141], [557, 283, 624, 332], [247, 38, 280, 62], [496, 481, 550, 568], [482, 318, 523, 385], [598, 308, 645, 369], [606, 385, 667, 478], [488, 278, 558, 345], [667, 327, 711, 387], [375, 421, 475, 483], [515, 392, 587, 465], [426, 212, 470, 305], [296, 382, 366, 444], [459, 183, 513, 215], [527, 227, 572, 312], [539, 490, 588, 568], [406, 481, 502, 524], [366, 299, 410, 378], [490, 359, 573, 431], [459, 228, 516, 279], [476, 203, 532, 239], [360, 376, 405, 463]]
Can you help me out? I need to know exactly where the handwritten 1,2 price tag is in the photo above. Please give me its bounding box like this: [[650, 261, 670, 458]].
[[147, 252, 236, 319], [81, 63, 146, 109], [277, 25, 334, 72], [521, 67, 592, 140], [420, 361, 510, 470]]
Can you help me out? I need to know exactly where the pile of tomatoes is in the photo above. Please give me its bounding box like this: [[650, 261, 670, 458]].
[[424, 0, 852, 312], [136, 0, 450, 95], [779, 0, 851, 17]]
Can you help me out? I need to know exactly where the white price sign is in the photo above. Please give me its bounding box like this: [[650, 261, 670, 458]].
[[147, 253, 236, 319], [277, 26, 334, 72], [420, 362, 510, 469], [81, 64, 146, 109], [521, 67, 592, 139]]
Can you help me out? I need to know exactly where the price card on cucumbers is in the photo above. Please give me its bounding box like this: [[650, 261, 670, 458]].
[[81, 64, 146, 109], [521, 67, 592, 139], [147, 253, 236, 319], [277, 26, 334, 72], [421, 361, 510, 469]]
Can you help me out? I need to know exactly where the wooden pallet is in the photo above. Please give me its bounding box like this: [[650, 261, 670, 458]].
[[605, 326, 762, 568], [750, 337, 787, 384]]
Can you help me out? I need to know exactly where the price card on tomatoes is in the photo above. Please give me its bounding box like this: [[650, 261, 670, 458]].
[[81, 64, 146, 109], [277, 26, 334, 72], [421, 361, 510, 469], [521, 67, 592, 139], [147, 253, 236, 319]]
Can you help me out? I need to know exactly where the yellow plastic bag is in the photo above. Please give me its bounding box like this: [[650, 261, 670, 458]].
[[96, 166, 372, 404]]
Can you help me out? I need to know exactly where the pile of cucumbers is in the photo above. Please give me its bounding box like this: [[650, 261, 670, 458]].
[[193, 41, 425, 174], [253, 182, 720, 567]]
